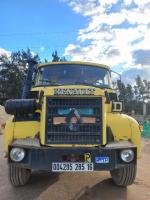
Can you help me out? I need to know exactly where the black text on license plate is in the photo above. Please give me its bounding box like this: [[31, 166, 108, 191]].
[[52, 162, 93, 172]]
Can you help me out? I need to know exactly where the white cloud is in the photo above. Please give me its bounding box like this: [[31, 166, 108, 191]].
[[122, 7, 150, 25], [62, 0, 120, 16], [0, 48, 10, 57], [124, 0, 133, 5], [133, 0, 150, 7], [62, 0, 150, 82], [121, 65, 150, 84]]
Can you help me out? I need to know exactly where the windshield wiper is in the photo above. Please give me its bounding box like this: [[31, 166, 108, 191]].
[[38, 79, 62, 86]]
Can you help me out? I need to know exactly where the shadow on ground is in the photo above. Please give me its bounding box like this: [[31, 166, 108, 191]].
[[72, 179, 127, 200]]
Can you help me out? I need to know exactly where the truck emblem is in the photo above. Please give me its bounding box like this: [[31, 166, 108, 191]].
[[66, 108, 82, 132], [54, 88, 95, 95]]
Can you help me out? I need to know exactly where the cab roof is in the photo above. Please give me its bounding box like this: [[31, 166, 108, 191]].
[[38, 61, 110, 70]]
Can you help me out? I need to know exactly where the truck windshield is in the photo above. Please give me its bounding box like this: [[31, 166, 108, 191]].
[[34, 64, 112, 88]]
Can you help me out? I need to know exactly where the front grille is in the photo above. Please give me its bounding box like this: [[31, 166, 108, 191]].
[[45, 97, 103, 144]]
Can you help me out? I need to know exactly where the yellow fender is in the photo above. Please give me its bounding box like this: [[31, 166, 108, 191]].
[[107, 113, 141, 157]]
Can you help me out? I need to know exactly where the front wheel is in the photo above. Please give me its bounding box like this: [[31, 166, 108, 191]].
[[9, 164, 31, 186], [110, 164, 137, 187]]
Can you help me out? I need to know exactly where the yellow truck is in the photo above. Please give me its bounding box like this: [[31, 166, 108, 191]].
[[4, 61, 141, 187]]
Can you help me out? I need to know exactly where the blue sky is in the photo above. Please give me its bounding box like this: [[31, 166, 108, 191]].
[[0, 0, 86, 60], [0, 0, 150, 83]]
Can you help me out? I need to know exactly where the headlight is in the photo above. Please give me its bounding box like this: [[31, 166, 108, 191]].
[[120, 149, 134, 163], [10, 148, 25, 162]]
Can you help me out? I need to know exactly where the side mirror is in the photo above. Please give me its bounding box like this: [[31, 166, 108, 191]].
[[112, 101, 123, 112]]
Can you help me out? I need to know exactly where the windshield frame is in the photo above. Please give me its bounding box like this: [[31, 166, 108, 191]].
[[33, 64, 113, 89]]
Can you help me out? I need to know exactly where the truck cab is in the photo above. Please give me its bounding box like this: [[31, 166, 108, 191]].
[[4, 61, 141, 187]]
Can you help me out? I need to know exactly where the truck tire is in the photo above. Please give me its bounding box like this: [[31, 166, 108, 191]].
[[110, 164, 137, 187], [9, 164, 31, 186]]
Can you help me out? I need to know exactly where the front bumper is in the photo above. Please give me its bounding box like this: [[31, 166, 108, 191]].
[[9, 141, 137, 171]]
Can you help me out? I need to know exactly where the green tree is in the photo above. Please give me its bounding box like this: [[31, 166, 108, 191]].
[[126, 84, 134, 102], [0, 49, 40, 103], [117, 80, 126, 102], [117, 80, 135, 113], [52, 50, 67, 62], [52, 50, 60, 62], [134, 76, 145, 101], [134, 76, 150, 115]]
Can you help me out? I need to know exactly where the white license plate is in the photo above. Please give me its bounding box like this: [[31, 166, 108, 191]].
[[52, 162, 93, 172]]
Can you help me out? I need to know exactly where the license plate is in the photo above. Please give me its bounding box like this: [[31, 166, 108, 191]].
[[52, 162, 93, 172]]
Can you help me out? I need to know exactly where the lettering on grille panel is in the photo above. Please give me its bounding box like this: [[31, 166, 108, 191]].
[[54, 88, 95, 96]]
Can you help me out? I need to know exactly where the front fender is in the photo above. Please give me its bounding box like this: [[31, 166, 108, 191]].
[[107, 113, 132, 140], [107, 113, 141, 157], [126, 115, 141, 157], [4, 117, 40, 153]]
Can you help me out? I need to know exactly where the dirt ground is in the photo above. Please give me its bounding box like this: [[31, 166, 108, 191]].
[[0, 136, 150, 200]]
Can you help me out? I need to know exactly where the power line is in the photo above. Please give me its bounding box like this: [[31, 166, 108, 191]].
[[0, 30, 79, 37], [0, 46, 71, 51]]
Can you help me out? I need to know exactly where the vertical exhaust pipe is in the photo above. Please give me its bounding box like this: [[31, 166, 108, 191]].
[[22, 59, 38, 99]]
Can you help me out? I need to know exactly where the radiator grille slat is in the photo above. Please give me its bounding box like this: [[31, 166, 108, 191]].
[[45, 97, 103, 144]]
